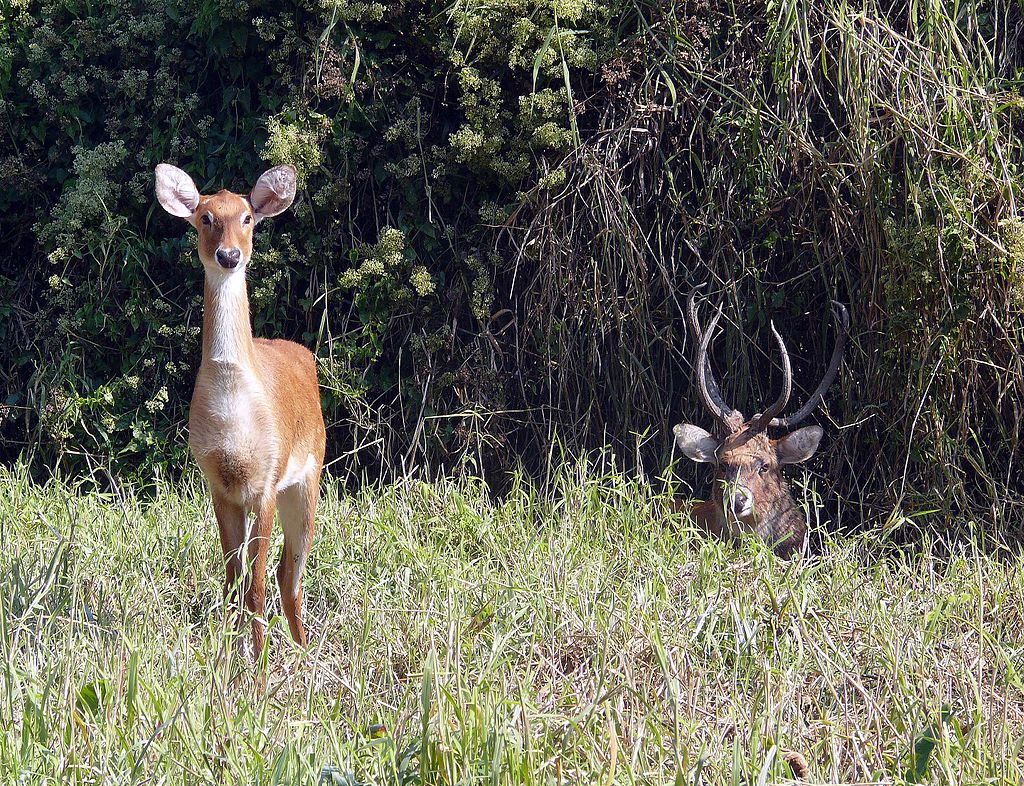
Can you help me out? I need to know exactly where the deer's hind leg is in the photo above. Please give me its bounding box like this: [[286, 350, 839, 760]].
[[276, 469, 319, 646]]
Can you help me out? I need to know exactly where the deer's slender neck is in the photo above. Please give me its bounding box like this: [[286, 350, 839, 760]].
[[202, 271, 256, 368], [757, 491, 806, 555]]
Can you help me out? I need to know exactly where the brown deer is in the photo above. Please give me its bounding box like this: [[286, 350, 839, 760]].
[[155, 163, 326, 658], [674, 290, 848, 556]]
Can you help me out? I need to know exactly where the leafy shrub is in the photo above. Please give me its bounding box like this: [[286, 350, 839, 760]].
[[0, 0, 608, 479]]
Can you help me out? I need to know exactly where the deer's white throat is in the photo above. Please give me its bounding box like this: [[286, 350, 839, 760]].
[[205, 268, 252, 365]]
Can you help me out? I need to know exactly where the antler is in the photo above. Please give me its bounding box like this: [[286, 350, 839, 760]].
[[688, 291, 848, 434], [767, 302, 849, 429], [745, 320, 792, 435], [688, 290, 735, 425]]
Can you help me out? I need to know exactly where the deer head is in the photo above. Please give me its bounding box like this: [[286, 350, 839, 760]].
[[674, 290, 848, 556], [154, 163, 296, 275]]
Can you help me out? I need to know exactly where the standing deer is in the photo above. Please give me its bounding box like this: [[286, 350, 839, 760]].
[[674, 291, 848, 556], [155, 163, 326, 658]]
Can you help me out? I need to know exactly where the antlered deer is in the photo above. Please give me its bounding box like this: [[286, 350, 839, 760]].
[[674, 291, 848, 556], [155, 163, 326, 658]]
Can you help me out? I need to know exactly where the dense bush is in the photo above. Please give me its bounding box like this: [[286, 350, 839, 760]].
[[0, 0, 609, 478], [1, 0, 1022, 535]]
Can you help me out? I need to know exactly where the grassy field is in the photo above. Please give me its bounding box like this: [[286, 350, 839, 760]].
[[1, 461, 1022, 785]]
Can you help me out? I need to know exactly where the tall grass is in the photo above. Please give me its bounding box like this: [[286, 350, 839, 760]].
[[505, 0, 1024, 537], [2, 462, 1021, 783]]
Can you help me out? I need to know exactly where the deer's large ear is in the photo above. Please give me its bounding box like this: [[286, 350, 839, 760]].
[[673, 424, 719, 463], [250, 165, 296, 222], [155, 164, 201, 218], [775, 426, 823, 464]]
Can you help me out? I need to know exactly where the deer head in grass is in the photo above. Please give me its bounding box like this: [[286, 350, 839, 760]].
[[674, 291, 848, 556]]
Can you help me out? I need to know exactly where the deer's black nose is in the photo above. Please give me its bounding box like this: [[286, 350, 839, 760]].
[[730, 487, 754, 518], [216, 248, 241, 269]]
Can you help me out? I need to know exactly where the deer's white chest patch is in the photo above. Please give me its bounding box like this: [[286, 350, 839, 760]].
[[205, 364, 261, 426], [190, 363, 278, 498], [276, 452, 317, 491]]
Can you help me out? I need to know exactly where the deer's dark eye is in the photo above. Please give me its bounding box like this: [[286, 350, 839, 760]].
[[201, 214, 212, 226]]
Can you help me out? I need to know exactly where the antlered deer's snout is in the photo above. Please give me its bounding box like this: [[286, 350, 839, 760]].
[[728, 485, 753, 518], [714, 463, 757, 519]]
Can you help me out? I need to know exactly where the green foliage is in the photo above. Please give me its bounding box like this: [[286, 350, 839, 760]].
[[0, 0, 608, 478], [339, 226, 436, 363], [1, 0, 1022, 537]]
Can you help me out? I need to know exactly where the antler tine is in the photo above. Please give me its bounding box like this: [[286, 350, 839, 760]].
[[768, 301, 849, 429], [695, 304, 733, 425], [687, 289, 734, 424], [747, 320, 792, 435]]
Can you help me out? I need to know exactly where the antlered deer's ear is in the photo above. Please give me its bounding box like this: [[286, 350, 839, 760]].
[[775, 426, 823, 464], [673, 424, 719, 463], [155, 164, 201, 218], [250, 165, 296, 223]]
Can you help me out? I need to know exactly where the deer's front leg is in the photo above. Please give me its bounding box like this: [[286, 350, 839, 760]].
[[212, 491, 248, 631], [244, 491, 277, 657]]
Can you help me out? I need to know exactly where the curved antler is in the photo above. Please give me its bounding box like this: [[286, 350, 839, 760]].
[[745, 320, 792, 435], [688, 289, 734, 425], [768, 302, 849, 429]]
